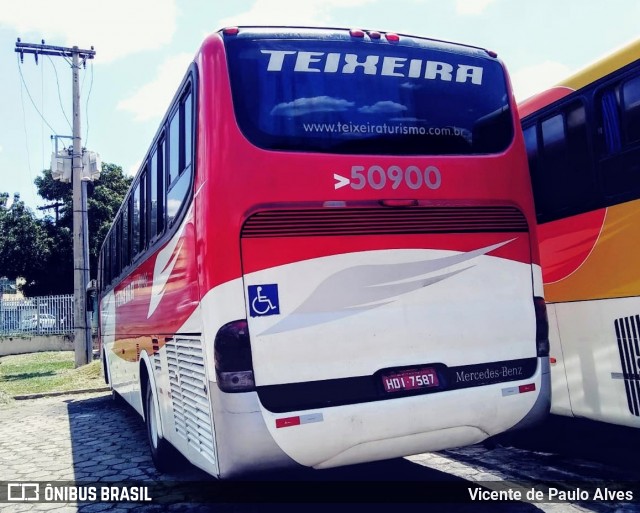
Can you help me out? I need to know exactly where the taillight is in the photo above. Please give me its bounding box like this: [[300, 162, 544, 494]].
[[214, 320, 255, 392], [534, 296, 549, 357]]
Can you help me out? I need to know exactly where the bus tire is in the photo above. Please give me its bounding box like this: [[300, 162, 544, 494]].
[[103, 353, 123, 405], [144, 378, 173, 472], [102, 354, 110, 385]]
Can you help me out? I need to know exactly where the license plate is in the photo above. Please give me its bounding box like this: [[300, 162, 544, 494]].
[[382, 367, 439, 393]]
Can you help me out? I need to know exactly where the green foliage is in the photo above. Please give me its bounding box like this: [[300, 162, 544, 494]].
[[87, 163, 133, 267], [0, 195, 52, 291], [1, 163, 132, 296], [33, 163, 132, 284]]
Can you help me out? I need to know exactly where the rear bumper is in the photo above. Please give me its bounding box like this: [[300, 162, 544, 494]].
[[212, 357, 548, 476]]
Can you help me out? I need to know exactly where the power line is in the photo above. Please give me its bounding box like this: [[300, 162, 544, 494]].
[[18, 65, 34, 186], [15, 55, 58, 134], [47, 55, 72, 131], [83, 61, 94, 146], [41, 53, 45, 174]]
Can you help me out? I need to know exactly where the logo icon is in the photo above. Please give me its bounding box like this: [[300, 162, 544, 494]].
[[7, 483, 39, 502], [248, 284, 280, 317]]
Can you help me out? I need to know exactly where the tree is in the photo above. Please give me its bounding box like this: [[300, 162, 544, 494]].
[[86, 164, 133, 272], [0, 194, 53, 293], [27, 218, 73, 296], [35, 163, 133, 282], [0, 163, 132, 296]]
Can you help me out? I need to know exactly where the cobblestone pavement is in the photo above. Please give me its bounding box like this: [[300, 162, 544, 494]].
[[1, 392, 639, 513], [0, 392, 214, 513]]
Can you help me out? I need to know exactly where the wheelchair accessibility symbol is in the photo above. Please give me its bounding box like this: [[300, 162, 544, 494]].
[[248, 284, 280, 317]]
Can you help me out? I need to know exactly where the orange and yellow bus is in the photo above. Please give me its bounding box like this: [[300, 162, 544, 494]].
[[519, 39, 640, 428]]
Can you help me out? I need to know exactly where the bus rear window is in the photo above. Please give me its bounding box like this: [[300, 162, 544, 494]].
[[225, 38, 513, 155]]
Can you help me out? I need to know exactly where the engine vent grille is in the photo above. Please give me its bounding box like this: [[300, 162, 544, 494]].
[[166, 337, 216, 463], [242, 206, 528, 238], [614, 315, 640, 417]]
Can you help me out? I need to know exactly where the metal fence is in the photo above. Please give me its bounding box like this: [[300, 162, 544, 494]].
[[0, 294, 74, 335]]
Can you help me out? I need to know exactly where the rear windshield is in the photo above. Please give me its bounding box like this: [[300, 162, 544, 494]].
[[225, 37, 514, 155]]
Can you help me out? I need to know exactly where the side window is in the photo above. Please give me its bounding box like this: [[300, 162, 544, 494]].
[[601, 88, 622, 156], [167, 87, 194, 225], [541, 114, 564, 160], [564, 103, 595, 208], [104, 239, 111, 287], [132, 181, 141, 257], [139, 171, 147, 250], [523, 125, 545, 218], [121, 198, 130, 269], [523, 125, 538, 170], [148, 143, 165, 242], [184, 93, 193, 169], [167, 170, 190, 224], [168, 111, 180, 186], [599, 75, 640, 198], [540, 113, 565, 216], [622, 75, 640, 144], [537, 101, 594, 219], [112, 220, 121, 279], [158, 139, 166, 234], [110, 230, 117, 283]]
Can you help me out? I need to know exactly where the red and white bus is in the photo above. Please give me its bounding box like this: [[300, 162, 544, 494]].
[[519, 39, 640, 428], [99, 26, 550, 478]]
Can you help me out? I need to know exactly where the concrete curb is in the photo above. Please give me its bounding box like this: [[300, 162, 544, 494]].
[[12, 387, 110, 400]]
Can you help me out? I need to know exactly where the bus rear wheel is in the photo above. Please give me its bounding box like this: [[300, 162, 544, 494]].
[[145, 379, 173, 472]]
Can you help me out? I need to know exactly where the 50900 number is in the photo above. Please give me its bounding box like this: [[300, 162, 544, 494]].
[[350, 164, 442, 191]]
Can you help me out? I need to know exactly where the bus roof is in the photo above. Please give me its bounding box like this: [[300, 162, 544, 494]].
[[218, 26, 497, 60], [519, 38, 640, 119], [560, 38, 640, 92]]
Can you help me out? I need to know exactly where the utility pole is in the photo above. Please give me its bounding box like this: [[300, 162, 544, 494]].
[[16, 40, 96, 367], [37, 202, 65, 223]]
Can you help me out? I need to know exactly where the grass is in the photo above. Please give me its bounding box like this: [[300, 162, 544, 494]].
[[0, 351, 105, 401]]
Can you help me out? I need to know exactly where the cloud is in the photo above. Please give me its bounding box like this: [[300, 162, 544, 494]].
[[271, 96, 355, 117], [455, 0, 497, 15], [219, 0, 376, 27], [359, 101, 407, 114], [1, 0, 177, 63], [511, 61, 572, 102], [117, 53, 194, 122], [126, 160, 141, 177]]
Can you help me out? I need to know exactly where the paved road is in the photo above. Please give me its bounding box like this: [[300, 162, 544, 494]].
[[0, 392, 211, 513], [1, 392, 639, 512]]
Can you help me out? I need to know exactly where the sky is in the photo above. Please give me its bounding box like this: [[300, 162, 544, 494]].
[[0, 0, 638, 211]]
